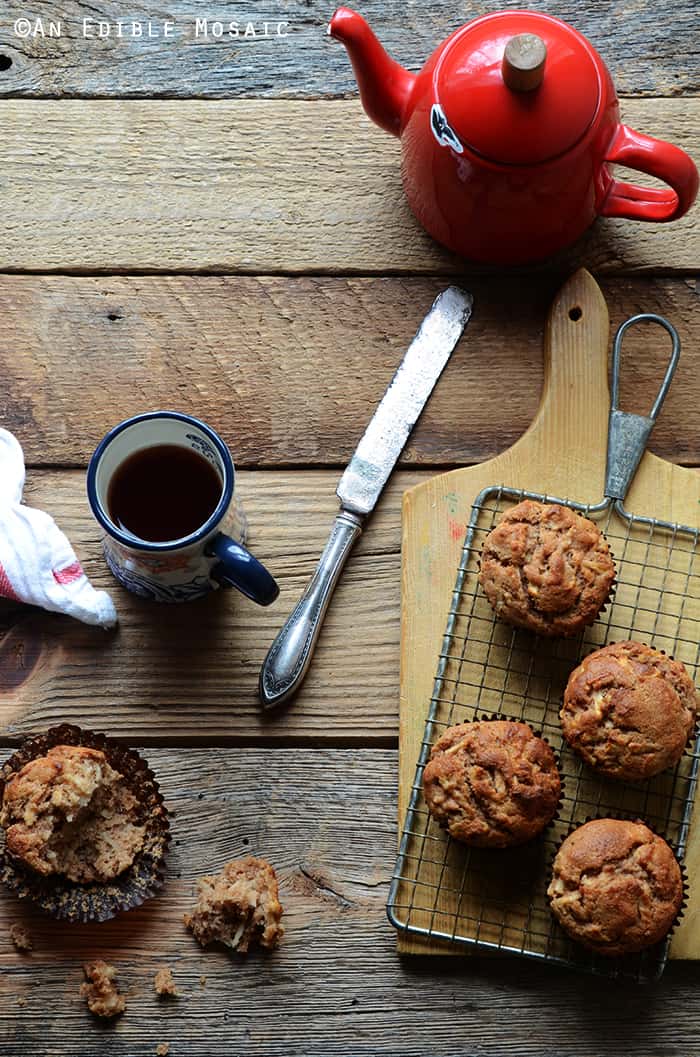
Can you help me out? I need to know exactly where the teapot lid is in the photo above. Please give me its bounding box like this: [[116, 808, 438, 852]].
[[433, 11, 602, 165]]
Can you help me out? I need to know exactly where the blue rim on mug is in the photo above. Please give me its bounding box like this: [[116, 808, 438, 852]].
[[86, 410, 235, 551]]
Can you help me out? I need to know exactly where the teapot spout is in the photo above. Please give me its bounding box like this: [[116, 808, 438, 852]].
[[328, 7, 416, 136]]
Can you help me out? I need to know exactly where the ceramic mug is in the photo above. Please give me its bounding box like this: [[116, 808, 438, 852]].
[[87, 411, 279, 605]]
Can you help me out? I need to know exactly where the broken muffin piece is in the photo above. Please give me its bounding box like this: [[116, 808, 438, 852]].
[[0, 744, 146, 883], [80, 960, 126, 1018], [9, 923, 32, 952], [154, 966, 178, 997], [184, 856, 284, 953]]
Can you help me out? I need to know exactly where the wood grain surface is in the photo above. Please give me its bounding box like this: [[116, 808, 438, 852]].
[[0, 0, 697, 1046], [0, 99, 697, 274], [0, 0, 696, 99], [1, 746, 699, 1057], [0, 469, 425, 743], [1, 274, 698, 468]]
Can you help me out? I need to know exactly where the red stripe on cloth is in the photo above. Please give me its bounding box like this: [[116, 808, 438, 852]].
[[53, 560, 85, 585], [0, 560, 21, 601]]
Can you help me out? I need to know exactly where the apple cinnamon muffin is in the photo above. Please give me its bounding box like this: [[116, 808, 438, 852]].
[[479, 500, 615, 637], [422, 720, 561, 847], [0, 725, 170, 922], [547, 819, 683, 956], [184, 856, 284, 953], [561, 641, 698, 780], [0, 744, 145, 883]]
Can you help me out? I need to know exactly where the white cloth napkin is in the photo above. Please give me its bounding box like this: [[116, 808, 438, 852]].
[[0, 429, 117, 628]]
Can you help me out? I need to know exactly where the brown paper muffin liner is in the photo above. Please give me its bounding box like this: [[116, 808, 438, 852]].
[[546, 814, 688, 959], [0, 724, 170, 923]]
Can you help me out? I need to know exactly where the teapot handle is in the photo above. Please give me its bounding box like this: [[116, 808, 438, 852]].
[[599, 124, 698, 222]]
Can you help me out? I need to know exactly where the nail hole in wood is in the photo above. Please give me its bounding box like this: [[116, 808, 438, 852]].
[[242, 837, 250, 845], [107, 311, 121, 321], [569, 306, 582, 321], [0, 56, 12, 71]]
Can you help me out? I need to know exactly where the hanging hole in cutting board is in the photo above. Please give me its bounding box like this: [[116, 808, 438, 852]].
[[569, 306, 582, 321], [0, 56, 12, 71]]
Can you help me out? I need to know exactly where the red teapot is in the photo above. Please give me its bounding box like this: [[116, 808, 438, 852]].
[[329, 7, 698, 264]]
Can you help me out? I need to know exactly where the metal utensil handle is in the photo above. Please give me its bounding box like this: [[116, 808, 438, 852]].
[[604, 313, 681, 501], [258, 511, 363, 709]]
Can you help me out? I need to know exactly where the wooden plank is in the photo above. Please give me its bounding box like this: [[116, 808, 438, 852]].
[[0, 99, 696, 274], [398, 271, 700, 958], [1, 747, 699, 1057], [0, 468, 427, 743], [0, 0, 695, 99], [1, 274, 698, 469]]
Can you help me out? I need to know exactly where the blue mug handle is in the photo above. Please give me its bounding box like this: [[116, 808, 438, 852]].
[[206, 533, 279, 606]]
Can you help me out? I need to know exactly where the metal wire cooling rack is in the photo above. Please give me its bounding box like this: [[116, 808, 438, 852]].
[[387, 315, 700, 983]]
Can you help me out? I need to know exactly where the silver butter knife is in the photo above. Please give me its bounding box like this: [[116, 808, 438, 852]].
[[258, 286, 473, 709]]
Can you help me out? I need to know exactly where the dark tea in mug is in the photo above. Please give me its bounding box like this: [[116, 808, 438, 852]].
[[107, 444, 222, 542]]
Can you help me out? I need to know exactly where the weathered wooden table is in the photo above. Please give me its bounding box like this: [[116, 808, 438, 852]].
[[0, 3, 698, 1054]]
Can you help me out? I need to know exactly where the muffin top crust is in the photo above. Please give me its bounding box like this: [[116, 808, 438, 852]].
[[423, 720, 561, 847], [479, 500, 615, 637], [561, 641, 697, 780], [548, 818, 683, 956]]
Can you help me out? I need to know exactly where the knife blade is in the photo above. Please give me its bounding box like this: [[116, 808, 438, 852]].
[[337, 286, 473, 516], [258, 286, 473, 709]]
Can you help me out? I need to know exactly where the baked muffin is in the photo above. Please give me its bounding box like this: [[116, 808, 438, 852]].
[[422, 721, 561, 847], [479, 500, 615, 637], [547, 818, 683, 956], [0, 725, 170, 923], [0, 744, 145, 883], [561, 641, 698, 780], [184, 857, 284, 952]]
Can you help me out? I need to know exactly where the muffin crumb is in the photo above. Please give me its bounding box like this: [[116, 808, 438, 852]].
[[156, 1045, 170, 1056], [154, 966, 178, 997], [16, 996, 26, 1008], [9, 923, 32, 952], [199, 974, 207, 988], [80, 959, 126, 1018], [184, 857, 284, 953]]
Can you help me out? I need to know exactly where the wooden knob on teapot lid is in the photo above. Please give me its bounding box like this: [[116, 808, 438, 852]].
[[502, 34, 547, 92]]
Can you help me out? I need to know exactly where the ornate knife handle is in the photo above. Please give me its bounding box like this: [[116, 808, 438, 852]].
[[258, 511, 363, 709]]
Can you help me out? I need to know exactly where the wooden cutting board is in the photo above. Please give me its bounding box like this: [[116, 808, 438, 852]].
[[398, 268, 700, 959]]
